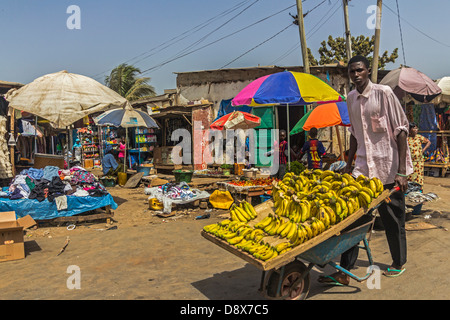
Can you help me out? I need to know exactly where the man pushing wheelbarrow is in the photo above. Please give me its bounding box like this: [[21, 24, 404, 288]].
[[319, 56, 413, 286]]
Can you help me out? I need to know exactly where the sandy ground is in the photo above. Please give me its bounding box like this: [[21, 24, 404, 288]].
[[0, 175, 449, 300]]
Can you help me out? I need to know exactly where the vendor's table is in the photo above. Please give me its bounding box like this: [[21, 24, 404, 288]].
[[0, 194, 118, 221], [217, 182, 272, 203], [424, 162, 450, 177]]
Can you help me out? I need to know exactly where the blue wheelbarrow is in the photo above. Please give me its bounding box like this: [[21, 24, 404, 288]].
[[260, 187, 400, 300]]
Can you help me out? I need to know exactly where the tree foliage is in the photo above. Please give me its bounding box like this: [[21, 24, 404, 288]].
[[105, 64, 156, 101], [312, 35, 398, 69]]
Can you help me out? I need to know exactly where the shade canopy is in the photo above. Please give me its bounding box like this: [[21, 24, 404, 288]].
[[5, 70, 129, 128], [231, 71, 344, 107], [380, 66, 441, 103], [431, 77, 450, 104], [94, 105, 159, 129], [210, 111, 261, 130]]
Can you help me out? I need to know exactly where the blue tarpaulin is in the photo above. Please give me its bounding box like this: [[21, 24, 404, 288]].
[[213, 99, 252, 122], [0, 194, 118, 220], [418, 104, 438, 153]]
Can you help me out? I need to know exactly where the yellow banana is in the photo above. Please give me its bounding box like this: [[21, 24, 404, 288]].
[[301, 223, 313, 240], [203, 223, 220, 233], [275, 241, 292, 253], [347, 199, 354, 215], [259, 248, 276, 261], [359, 190, 372, 206], [324, 205, 337, 225], [369, 180, 377, 195], [349, 180, 363, 190], [300, 202, 309, 222], [236, 205, 251, 221], [280, 221, 293, 238], [361, 187, 375, 198], [316, 219, 326, 233], [255, 215, 273, 229], [342, 173, 354, 182], [276, 220, 291, 235], [227, 235, 244, 245], [286, 222, 298, 241], [319, 207, 331, 229], [320, 170, 335, 181], [242, 201, 257, 219]]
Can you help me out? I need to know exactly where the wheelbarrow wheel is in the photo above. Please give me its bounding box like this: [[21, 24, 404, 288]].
[[266, 260, 310, 300]]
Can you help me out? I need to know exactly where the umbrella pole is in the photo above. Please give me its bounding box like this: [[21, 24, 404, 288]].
[[287, 104, 291, 170], [125, 128, 127, 171], [335, 126, 345, 161]]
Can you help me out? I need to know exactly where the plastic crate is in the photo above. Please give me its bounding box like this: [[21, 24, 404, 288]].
[[173, 170, 194, 183]]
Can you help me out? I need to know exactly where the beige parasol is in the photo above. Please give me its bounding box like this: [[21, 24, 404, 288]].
[[5, 70, 128, 128]]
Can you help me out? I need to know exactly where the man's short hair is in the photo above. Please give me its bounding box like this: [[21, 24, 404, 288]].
[[348, 55, 370, 69], [309, 127, 318, 138]]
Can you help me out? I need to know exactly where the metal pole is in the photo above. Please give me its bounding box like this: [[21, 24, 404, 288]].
[[287, 104, 291, 170], [296, 0, 310, 74], [371, 0, 383, 83]]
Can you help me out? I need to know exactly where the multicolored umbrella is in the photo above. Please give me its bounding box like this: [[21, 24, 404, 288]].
[[290, 101, 350, 134], [210, 111, 261, 130], [231, 71, 344, 166], [380, 66, 441, 103], [231, 71, 344, 107], [290, 102, 350, 160]]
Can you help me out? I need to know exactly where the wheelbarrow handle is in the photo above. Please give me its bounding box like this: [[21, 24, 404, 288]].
[[389, 185, 401, 196]]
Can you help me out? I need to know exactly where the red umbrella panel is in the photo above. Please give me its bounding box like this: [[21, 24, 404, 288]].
[[210, 111, 261, 130]]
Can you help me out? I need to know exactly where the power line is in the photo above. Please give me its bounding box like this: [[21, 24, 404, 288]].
[[269, 0, 341, 65], [90, 0, 256, 80], [158, 0, 261, 69], [138, 4, 297, 76], [395, 0, 406, 65], [383, 2, 450, 49], [220, 24, 293, 69]]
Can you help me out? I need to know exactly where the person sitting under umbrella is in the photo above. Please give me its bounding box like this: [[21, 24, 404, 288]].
[[102, 146, 125, 176]]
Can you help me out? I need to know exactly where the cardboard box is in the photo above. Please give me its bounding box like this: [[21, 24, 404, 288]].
[[0, 212, 25, 263]]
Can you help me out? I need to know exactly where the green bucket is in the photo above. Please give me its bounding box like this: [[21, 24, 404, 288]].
[[173, 170, 194, 183], [100, 177, 117, 187]]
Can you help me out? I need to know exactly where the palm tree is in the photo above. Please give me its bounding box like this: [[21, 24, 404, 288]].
[[105, 64, 156, 101]]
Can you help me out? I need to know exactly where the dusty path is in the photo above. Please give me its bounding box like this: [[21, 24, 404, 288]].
[[0, 177, 449, 300]]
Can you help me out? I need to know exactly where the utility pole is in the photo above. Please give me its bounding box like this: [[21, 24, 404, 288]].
[[343, 0, 352, 62], [371, 0, 382, 83], [296, 0, 310, 74]]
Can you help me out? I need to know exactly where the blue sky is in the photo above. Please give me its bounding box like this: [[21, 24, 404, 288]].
[[1, 0, 449, 95]]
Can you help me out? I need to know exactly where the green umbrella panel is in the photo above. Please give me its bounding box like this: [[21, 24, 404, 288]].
[[289, 109, 313, 135]]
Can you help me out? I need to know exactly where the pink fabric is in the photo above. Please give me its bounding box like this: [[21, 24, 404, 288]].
[[231, 75, 270, 106], [118, 142, 126, 158], [347, 81, 413, 185]]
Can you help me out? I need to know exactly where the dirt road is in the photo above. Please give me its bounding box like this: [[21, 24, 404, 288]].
[[0, 176, 449, 300]]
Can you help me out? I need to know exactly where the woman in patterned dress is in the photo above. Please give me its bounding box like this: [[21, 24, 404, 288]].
[[408, 122, 431, 187]]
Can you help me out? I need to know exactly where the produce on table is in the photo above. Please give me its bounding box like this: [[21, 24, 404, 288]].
[[227, 177, 278, 187], [203, 169, 384, 262], [286, 161, 305, 175]]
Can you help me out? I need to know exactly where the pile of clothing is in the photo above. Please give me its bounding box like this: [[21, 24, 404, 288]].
[[2, 165, 109, 211], [158, 182, 196, 200]]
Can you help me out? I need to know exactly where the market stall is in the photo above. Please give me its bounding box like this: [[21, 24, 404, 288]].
[[0, 165, 117, 222]]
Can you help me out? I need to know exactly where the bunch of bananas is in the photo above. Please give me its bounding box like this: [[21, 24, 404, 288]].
[[204, 170, 384, 262], [272, 170, 383, 240], [229, 200, 258, 222]]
